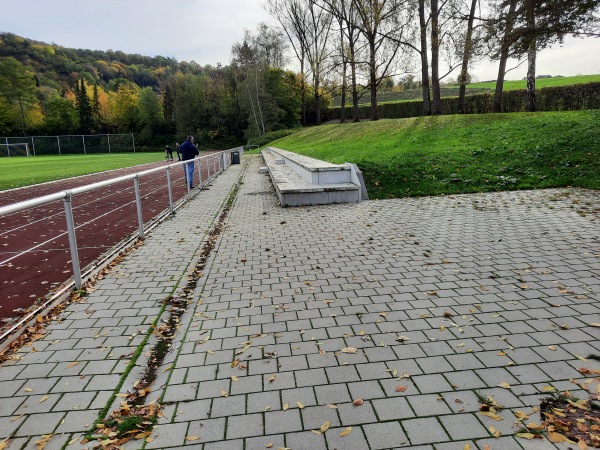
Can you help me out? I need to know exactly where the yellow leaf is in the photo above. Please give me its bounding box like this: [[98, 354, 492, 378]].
[[311, 430, 322, 435], [516, 433, 536, 440], [547, 432, 569, 443], [296, 401, 305, 409], [320, 420, 331, 433], [514, 410, 529, 420], [220, 391, 229, 398], [578, 439, 589, 450], [34, 434, 53, 450], [185, 436, 200, 441], [479, 411, 503, 421], [464, 444, 471, 450], [341, 347, 357, 354], [207, 350, 215, 355], [231, 376, 239, 382], [542, 385, 556, 392], [483, 445, 491, 450], [339, 427, 352, 437], [264, 405, 271, 411], [23, 387, 33, 392], [576, 355, 587, 361], [266, 444, 273, 449], [38, 395, 49, 403], [162, 365, 173, 373], [115, 393, 128, 398], [498, 382, 511, 389], [0, 437, 9, 450], [269, 374, 276, 383], [548, 346, 557, 351], [283, 403, 289, 411], [590, 323, 600, 327], [36, 315, 43, 323], [326, 403, 337, 409], [66, 361, 80, 368], [497, 351, 506, 356]]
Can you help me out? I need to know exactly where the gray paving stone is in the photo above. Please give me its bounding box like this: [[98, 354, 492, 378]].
[[439, 413, 489, 440], [403, 417, 449, 445], [363, 421, 408, 449], [186, 418, 227, 443], [264, 409, 303, 435], [337, 401, 377, 425], [226, 414, 264, 439], [325, 426, 369, 450], [14, 411, 66, 437], [145, 422, 189, 449]]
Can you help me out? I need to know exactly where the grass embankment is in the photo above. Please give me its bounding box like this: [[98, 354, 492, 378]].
[[0, 153, 163, 191], [266, 110, 600, 199], [332, 74, 600, 107]]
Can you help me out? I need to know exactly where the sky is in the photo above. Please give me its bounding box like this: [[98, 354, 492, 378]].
[[1, 0, 599, 82]]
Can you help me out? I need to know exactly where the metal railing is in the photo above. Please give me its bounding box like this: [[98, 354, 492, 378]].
[[0, 149, 237, 343]]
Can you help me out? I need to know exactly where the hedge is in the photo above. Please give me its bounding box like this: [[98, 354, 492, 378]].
[[324, 82, 600, 121]]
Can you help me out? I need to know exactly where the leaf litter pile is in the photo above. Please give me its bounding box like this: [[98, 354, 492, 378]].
[[86, 181, 241, 449]]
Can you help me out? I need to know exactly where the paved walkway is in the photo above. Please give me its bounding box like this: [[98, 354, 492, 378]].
[[1, 154, 599, 450]]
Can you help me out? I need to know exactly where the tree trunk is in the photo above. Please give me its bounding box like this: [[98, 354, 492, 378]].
[[431, 0, 441, 115], [314, 72, 321, 126], [458, 0, 478, 114], [525, 0, 537, 112], [253, 69, 266, 134], [369, 40, 379, 121], [339, 26, 347, 124], [350, 42, 360, 122], [493, 0, 518, 113], [18, 95, 26, 136], [418, 0, 431, 116], [300, 53, 306, 127]]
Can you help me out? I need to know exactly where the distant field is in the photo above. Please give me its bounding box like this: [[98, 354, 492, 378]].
[[267, 110, 600, 198], [0, 153, 163, 191], [332, 74, 600, 107]]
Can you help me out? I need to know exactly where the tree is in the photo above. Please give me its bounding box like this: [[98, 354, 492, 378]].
[[75, 78, 93, 133], [457, 0, 480, 113], [418, 0, 432, 115], [352, 0, 413, 120], [138, 87, 164, 142], [0, 57, 38, 135], [42, 92, 77, 134]]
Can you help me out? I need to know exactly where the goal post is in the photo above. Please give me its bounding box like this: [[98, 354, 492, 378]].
[[0, 143, 30, 157]]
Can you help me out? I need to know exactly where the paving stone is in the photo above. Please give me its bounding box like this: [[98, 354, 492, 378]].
[[244, 434, 285, 450], [145, 422, 189, 449], [403, 417, 449, 445], [264, 409, 303, 435], [408, 394, 453, 417], [14, 412, 66, 437], [325, 426, 369, 450], [363, 421, 408, 449], [337, 401, 377, 425], [186, 418, 227, 443], [439, 413, 489, 440], [226, 414, 264, 439]]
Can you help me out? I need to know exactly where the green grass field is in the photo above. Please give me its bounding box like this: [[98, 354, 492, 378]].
[[0, 153, 163, 191], [332, 74, 600, 107], [266, 110, 600, 199]]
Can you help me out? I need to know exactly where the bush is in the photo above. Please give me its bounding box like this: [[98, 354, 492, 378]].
[[325, 82, 600, 120]]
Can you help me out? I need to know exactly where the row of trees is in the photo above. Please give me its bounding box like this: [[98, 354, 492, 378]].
[[265, 0, 599, 123]]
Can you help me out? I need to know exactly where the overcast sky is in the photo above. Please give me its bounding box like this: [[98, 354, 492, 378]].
[[1, 0, 599, 82]]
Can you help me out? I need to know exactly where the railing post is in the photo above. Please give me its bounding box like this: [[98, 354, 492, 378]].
[[197, 158, 203, 189], [166, 166, 174, 215], [133, 175, 145, 239], [185, 161, 191, 198], [63, 192, 82, 289]]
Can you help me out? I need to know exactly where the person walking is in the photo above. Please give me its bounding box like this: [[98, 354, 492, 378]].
[[175, 142, 181, 161], [180, 135, 199, 188], [165, 145, 174, 161]]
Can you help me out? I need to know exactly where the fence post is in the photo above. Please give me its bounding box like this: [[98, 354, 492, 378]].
[[107, 134, 111, 154], [132, 133, 136, 152], [57, 136, 61, 155], [166, 166, 174, 215], [133, 175, 145, 239], [82, 135, 86, 155], [185, 161, 191, 198], [63, 192, 82, 289], [31, 137, 36, 156], [197, 158, 203, 189]]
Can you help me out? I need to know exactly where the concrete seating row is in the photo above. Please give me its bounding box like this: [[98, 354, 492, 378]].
[[261, 147, 368, 207]]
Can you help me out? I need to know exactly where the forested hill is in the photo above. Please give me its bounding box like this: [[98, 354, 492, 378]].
[[0, 32, 206, 92]]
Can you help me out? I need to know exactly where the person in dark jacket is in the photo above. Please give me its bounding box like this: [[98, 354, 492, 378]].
[[175, 142, 181, 161], [165, 145, 173, 161], [180, 135, 199, 188]]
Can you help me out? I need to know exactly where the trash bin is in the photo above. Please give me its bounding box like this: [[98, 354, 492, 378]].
[[232, 151, 240, 164]]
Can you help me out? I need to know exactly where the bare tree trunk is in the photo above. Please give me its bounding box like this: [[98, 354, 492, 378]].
[[300, 52, 307, 126], [314, 70, 322, 126], [525, 0, 537, 112], [418, 0, 431, 116], [350, 42, 359, 122], [493, 0, 518, 113], [246, 74, 260, 135], [339, 25, 348, 123], [253, 69, 266, 134], [458, 0, 478, 114], [369, 40, 379, 121], [431, 0, 441, 115]]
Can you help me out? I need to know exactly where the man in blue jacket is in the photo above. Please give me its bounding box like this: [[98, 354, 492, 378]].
[[180, 135, 199, 188]]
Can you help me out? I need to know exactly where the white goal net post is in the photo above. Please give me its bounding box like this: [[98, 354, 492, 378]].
[[0, 143, 30, 157]]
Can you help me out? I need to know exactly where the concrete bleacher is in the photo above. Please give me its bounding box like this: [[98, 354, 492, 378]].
[[261, 147, 368, 207]]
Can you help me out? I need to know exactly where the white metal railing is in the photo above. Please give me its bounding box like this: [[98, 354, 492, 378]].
[[0, 149, 235, 288]]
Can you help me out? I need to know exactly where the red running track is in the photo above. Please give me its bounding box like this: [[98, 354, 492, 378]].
[[0, 153, 225, 322]]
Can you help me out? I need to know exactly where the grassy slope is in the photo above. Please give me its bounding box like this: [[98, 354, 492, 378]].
[[267, 110, 600, 199], [333, 74, 600, 107], [0, 153, 163, 190]]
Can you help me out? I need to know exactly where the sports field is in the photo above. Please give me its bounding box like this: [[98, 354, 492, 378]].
[[0, 153, 164, 191]]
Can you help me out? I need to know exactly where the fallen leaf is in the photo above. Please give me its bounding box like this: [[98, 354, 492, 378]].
[[483, 445, 491, 450], [339, 427, 352, 437], [576, 355, 588, 361], [395, 385, 407, 392], [162, 365, 173, 373], [516, 432, 536, 440], [590, 323, 600, 328], [326, 403, 337, 409], [489, 425, 501, 438], [311, 430, 321, 435], [23, 388, 33, 392], [480, 411, 503, 421], [38, 395, 49, 403], [296, 401, 305, 409], [498, 382, 511, 389], [269, 374, 276, 383], [548, 346, 557, 351], [283, 403, 289, 411], [514, 410, 529, 420], [34, 434, 53, 450], [464, 444, 471, 450], [220, 390, 229, 398], [36, 315, 43, 323], [320, 420, 331, 433], [542, 385, 556, 392], [185, 436, 200, 441], [578, 439, 589, 450], [231, 376, 239, 382], [266, 444, 273, 449], [547, 431, 570, 443], [341, 347, 357, 354], [352, 398, 364, 406], [264, 405, 271, 411]]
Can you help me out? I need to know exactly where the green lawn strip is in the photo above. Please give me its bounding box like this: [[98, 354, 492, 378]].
[[0, 153, 163, 191], [467, 74, 600, 91], [267, 110, 600, 199]]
